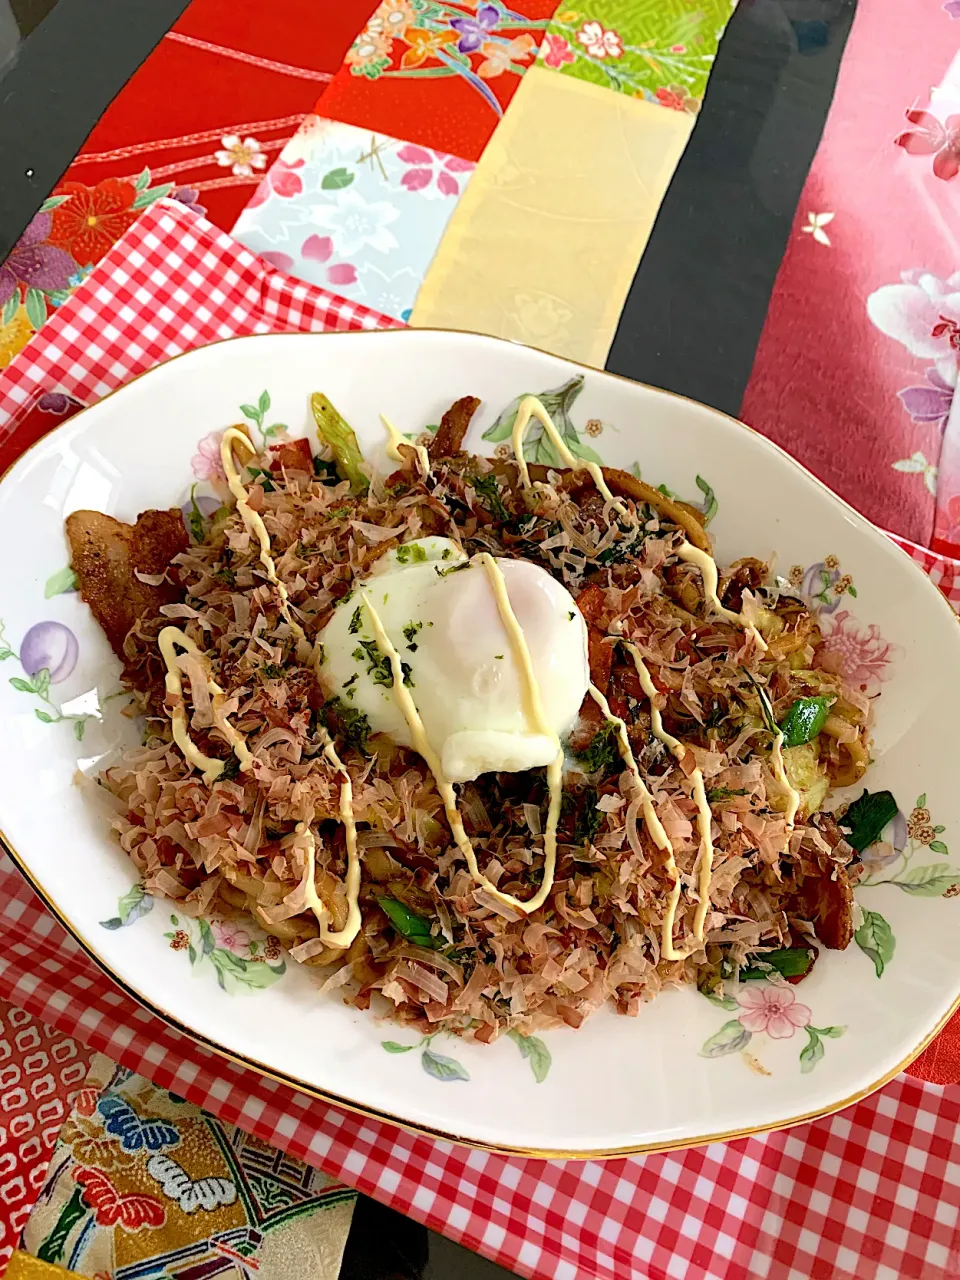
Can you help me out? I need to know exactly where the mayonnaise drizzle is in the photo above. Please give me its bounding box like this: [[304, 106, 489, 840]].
[[622, 642, 716, 947], [770, 731, 801, 828], [381, 413, 430, 480], [296, 725, 362, 949], [361, 558, 563, 914], [504, 395, 790, 948], [159, 433, 362, 950], [511, 397, 629, 518], [220, 427, 306, 645], [158, 626, 253, 785], [585, 685, 691, 961], [674, 540, 768, 652]]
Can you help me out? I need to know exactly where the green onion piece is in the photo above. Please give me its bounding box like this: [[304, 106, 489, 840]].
[[779, 695, 834, 747], [741, 947, 815, 982], [377, 897, 439, 948], [310, 392, 369, 493], [838, 788, 898, 852]]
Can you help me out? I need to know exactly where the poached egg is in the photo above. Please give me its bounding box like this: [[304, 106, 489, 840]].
[[319, 537, 589, 781]]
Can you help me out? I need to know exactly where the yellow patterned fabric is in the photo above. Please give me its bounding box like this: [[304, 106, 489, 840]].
[[6, 1253, 84, 1280], [19, 1055, 355, 1279], [410, 65, 693, 367]]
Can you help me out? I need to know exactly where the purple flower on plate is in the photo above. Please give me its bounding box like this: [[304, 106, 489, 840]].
[[897, 367, 954, 430], [945, 0, 960, 16], [20, 622, 79, 684], [449, 3, 499, 53], [0, 213, 77, 308]]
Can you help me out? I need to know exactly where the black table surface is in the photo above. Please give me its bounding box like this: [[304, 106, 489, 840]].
[[0, 1, 856, 1276]]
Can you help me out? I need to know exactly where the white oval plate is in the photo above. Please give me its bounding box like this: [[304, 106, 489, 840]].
[[1, 329, 958, 1157]]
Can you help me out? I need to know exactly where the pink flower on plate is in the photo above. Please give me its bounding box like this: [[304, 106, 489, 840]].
[[737, 986, 811, 1039], [191, 430, 225, 481], [397, 144, 474, 197], [246, 157, 306, 210], [300, 234, 358, 287], [212, 920, 252, 953], [817, 610, 900, 695], [541, 33, 575, 69], [867, 270, 960, 388], [577, 20, 622, 59]]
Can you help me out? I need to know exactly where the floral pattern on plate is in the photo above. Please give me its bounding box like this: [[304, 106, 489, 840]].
[[537, 0, 737, 110], [0, 616, 95, 740], [787, 556, 903, 696], [701, 984, 845, 1075], [165, 912, 286, 995], [52, 356, 947, 1115], [382, 1028, 552, 1083], [233, 117, 476, 322]]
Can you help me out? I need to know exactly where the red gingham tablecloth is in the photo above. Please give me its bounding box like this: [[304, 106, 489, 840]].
[[2, 199, 960, 1280]]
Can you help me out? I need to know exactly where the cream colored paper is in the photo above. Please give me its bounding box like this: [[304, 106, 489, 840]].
[[410, 66, 693, 367]]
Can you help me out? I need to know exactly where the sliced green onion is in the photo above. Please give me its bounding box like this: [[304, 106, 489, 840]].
[[310, 392, 368, 493], [779, 695, 834, 747], [377, 897, 439, 948]]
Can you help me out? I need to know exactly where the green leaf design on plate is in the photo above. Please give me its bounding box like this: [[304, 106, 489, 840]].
[[700, 1020, 751, 1058], [322, 167, 355, 190], [894, 864, 960, 896], [701, 991, 738, 1011], [208, 947, 285, 990], [930, 840, 949, 855], [421, 1047, 470, 1083], [382, 1041, 416, 1054], [100, 882, 153, 930], [799, 1028, 824, 1073], [855, 909, 895, 978], [44, 567, 78, 598], [34, 710, 54, 723], [917, 793, 927, 808], [134, 166, 151, 191], [695, 474, 718, 524], [10, 677, 34, 693], [199, 917, 216, 956], [2, 294, 19, 326], [482, 375, 585, 466], [39, 194, 69, 214], [508, 1030, 552, 1083]]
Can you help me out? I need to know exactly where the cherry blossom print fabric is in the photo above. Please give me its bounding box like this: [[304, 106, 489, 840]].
[[233, 117, 475, 323]]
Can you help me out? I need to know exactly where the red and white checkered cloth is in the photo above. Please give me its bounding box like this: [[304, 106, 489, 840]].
[[2, 199, 960, 1280]]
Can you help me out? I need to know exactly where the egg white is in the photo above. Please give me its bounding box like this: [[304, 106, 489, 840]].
[[319, 538, 589, 782]]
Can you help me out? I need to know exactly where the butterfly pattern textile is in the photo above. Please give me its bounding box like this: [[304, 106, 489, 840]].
[[20, 1054, 357, 1278]]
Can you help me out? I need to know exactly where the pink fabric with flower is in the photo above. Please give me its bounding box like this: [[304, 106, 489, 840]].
[[742, 0, 960, 557]]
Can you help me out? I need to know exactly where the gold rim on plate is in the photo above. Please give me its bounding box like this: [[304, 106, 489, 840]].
[[1, 327, 958, 1158]]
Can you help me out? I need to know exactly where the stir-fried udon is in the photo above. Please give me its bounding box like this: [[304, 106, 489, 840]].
[[67, 392, 875, 1039]]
